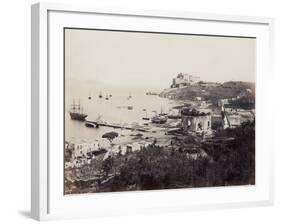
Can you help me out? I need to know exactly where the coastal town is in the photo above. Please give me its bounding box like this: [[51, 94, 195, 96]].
[[65, 73, 255, 194]]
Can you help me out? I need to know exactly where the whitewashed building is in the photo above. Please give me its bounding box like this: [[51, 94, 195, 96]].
[[73, 142, 101, 158]]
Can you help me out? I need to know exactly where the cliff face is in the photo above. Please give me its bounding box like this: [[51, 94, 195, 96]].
[[159, 81, 255, 104]]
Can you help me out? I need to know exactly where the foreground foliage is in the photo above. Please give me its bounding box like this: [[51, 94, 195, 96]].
[[96, 121, 255, 192], [65, 121, 255, 193]]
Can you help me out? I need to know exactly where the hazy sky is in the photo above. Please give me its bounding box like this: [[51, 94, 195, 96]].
[[65, 28, 255, 90]]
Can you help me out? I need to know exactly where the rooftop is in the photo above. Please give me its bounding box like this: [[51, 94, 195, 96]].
[[181, 108, 211, 116]]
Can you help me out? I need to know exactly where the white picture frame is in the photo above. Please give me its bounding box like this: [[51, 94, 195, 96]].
[[31, 2, 274, 221]]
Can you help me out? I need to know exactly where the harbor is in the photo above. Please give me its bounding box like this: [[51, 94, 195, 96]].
[[64, 76, 256, 194], [65, 86, 184, 143], [63, 27, 256, 195]]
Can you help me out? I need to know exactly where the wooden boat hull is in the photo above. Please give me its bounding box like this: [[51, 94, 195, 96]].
[[69, 112, 87, 121]]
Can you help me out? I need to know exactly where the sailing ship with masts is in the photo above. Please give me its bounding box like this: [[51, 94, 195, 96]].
[[142, 109, 149, 120], [151, 114, 167, 124], [98, 91, 103, 99], [68, 99, 88, 121], [127, 92, 132, 100], [151, 107, 168, 124]]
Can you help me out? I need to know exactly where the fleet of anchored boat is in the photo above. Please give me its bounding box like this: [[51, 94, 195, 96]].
[[69, 92, 170, 125]]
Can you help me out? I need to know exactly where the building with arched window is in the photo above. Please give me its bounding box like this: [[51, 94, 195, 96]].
[[181, 108, 211, 133]]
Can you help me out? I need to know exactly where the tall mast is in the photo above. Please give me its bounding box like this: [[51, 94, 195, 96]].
[[73, 99, 76, 111]]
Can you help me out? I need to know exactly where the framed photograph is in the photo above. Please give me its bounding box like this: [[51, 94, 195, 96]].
[[31, 2, 274, 221]]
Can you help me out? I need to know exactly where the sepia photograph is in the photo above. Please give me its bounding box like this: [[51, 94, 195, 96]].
[[64, 28, 256, 195]]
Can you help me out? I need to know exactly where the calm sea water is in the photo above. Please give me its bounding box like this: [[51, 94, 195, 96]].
[[65, 86, 180, 143]]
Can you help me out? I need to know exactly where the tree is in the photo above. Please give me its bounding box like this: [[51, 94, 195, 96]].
[[102, 131, 119, 145], [102, 156, 114, 176]]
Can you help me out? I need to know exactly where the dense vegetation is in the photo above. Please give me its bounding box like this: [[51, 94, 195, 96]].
[[93, 120, 255, 192], [202, 120, 255, 186]]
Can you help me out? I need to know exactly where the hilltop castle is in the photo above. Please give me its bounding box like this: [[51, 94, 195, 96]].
[[171, 73, 200, 88]]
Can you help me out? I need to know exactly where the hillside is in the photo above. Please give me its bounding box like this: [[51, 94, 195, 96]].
[[159, 81, 255, 105]]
